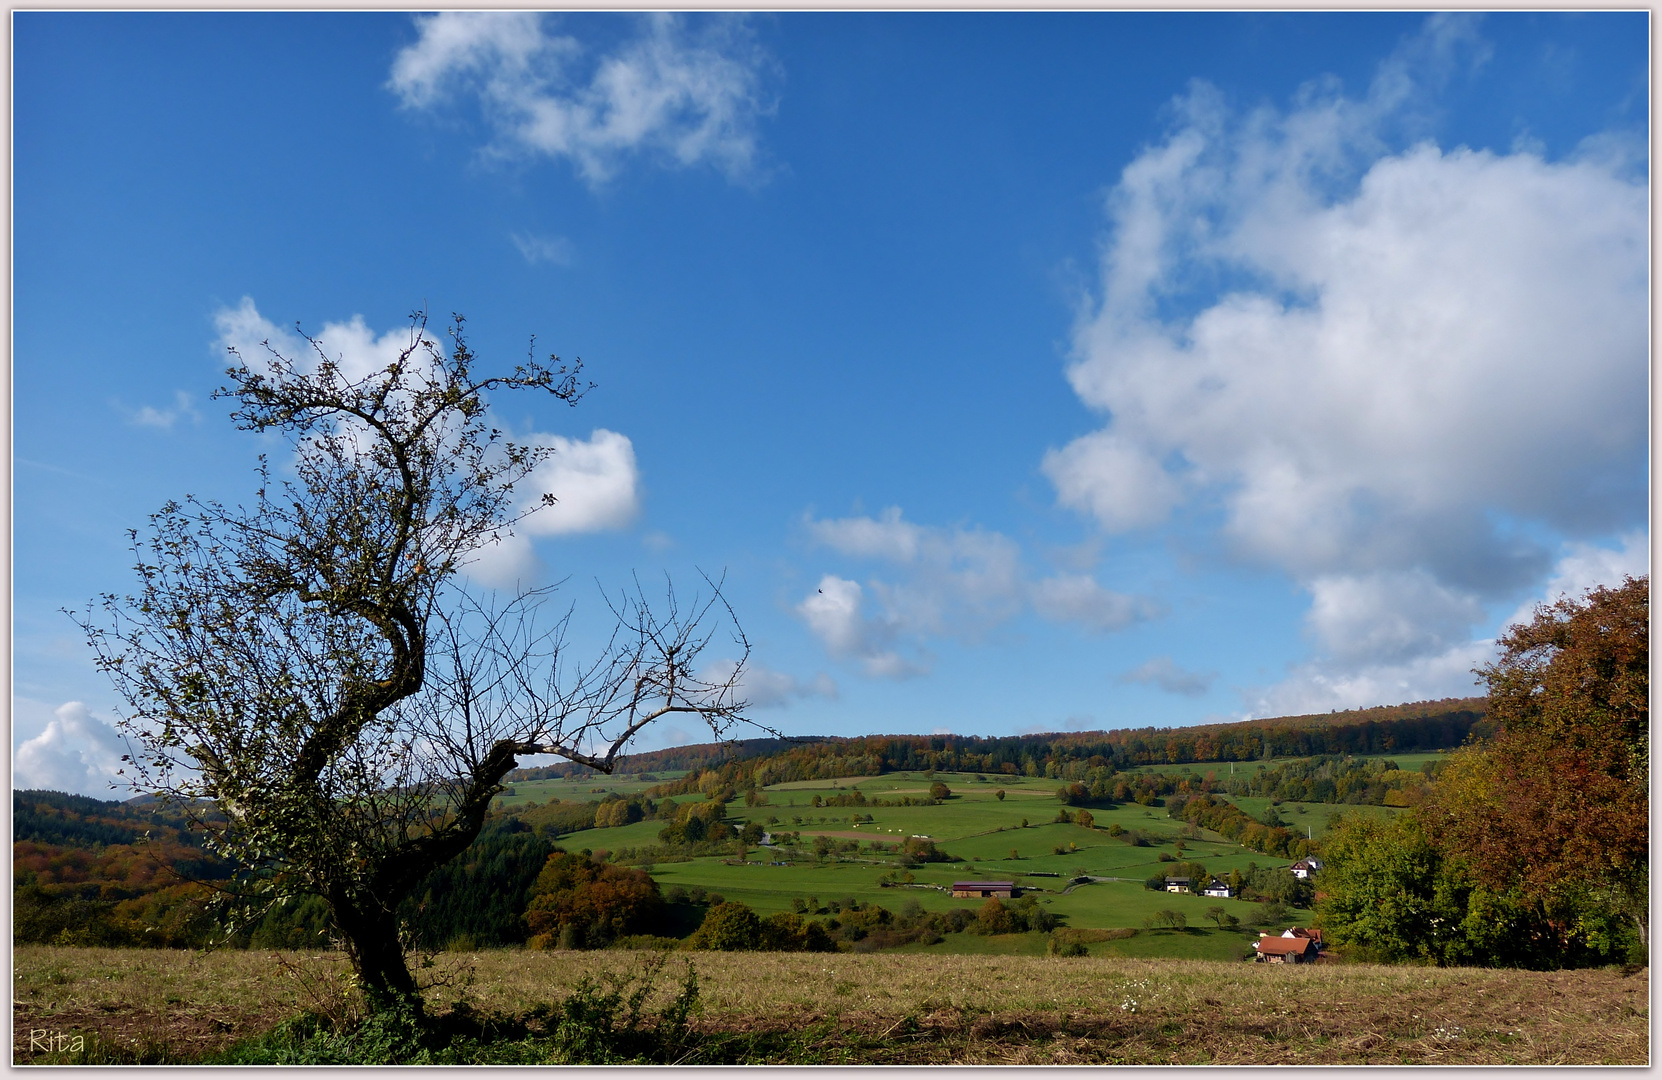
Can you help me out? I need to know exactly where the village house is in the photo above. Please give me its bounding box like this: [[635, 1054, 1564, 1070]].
[[1289, 857, 1324, 879], [1201, 877, 1233, 898], [1253, 934, 1318, 964], [951, 881, 1016, 899], [1163, 876, 1192, 894], [1281, 927, 1324, 950]]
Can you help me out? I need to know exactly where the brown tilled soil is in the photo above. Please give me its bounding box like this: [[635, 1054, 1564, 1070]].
[[12, 946, 1649, 1065]]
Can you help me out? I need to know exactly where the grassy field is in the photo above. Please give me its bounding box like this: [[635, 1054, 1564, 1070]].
[[546, 770, 1319, 942], [12, 946, 1646, 1064]]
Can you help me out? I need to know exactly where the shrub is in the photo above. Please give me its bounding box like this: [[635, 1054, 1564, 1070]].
[[687, 901, 763, 951], [1048, 936, 1089, 957], [524, 852, 664, 950]]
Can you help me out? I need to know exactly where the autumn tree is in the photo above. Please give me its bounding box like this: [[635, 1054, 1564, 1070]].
[[524, 851, 664, 949], [1424, 576, 1648, 948], [80, 312, 754, 1012]]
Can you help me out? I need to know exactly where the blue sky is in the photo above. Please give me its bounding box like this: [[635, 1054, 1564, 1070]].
[[14, 12, 1650, 796]]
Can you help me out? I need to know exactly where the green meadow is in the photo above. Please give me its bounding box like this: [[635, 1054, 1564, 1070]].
[[510, 766, 1331, 955]]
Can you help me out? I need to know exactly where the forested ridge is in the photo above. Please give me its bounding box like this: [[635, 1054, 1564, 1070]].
[[511, 697, 1487, 786]]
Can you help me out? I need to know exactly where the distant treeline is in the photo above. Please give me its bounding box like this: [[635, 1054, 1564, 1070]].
[[574, 699, 1488, 798], [508, 699, 1486, 786], [508, 737, 808, 782]]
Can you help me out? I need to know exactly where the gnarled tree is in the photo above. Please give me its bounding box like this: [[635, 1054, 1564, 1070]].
[[80, 312, 755, 1011]]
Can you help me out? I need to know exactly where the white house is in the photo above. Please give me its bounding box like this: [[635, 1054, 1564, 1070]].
[[1289, 857, 1323, 880], [1201, 877, 1233, 898]]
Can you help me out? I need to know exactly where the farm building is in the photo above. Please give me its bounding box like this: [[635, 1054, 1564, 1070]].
[[1282, 927, 1324, 950], [1163, 877, 1192, 894], [1253, 935, 1318, 964], [1289, 857, 1324, 879], [1201, 877, 1233, 898], [951, 881, 1016, 899]]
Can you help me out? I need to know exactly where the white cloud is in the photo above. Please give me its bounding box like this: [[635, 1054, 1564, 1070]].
[[796, 509, 1156, 676], [1052, 16, 1646, 705], [1058, 22, 1644, 582], [795, 574, 920, 679], [1247, 640, 1491, 719], [390, 12, 773, 185], [122, 391, 201, 430], [1120, 656, 1216, 698], [1498, 530, 1649, 630], [214, 296, 440, 387], [1251, 534, 1648, 716], [1305, 570, 1486, 665], [1029, 573, 1159, 633], [700, 658, 837, 709], [14, 701, 131, 798], [1041, 431, 1180, 533], [511, 232, 575, 266], [516, 429, 641, 536]]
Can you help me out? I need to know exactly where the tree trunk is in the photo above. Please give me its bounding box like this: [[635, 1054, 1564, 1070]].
[[331, 893, 422, 1015]]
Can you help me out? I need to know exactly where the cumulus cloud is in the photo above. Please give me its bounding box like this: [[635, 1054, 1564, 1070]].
[[1304, 570, 1486, 666], [1499, 530, 1649, 630], [796, 509, 1155, 676], [1247, 641, 1492, 719], [214, 296, 436, 386], [1120, 656, 1216, 698], [806, 508, 1026, 637], [1250, 534, 1648, 716], [516, 430, 641, 536], [795, 574, 920, 679], [389, 12, 774, 184], [1051, 16, 1646, 702], [14, 702, 130, 797], [700, 658, 838, 709], [1042, 431, 1180, 533]]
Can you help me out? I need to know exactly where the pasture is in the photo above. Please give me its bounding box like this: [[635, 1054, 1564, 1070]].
[[534, 769, 1321, 948], [477, 757, 1452, 956]]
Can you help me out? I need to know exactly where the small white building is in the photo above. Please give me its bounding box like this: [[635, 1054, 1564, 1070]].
[[1163, 877, 1192, 894], [1289, 857, 1323, 880], [1201, 877, 1233, 898]]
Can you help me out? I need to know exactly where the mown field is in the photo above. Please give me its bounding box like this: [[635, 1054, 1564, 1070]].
[[12, 945, 1646, 1064]]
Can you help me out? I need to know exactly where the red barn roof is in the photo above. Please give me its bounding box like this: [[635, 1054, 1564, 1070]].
[[1255, 936, 1316, 957]]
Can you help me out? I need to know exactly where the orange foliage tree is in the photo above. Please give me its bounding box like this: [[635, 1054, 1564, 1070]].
[[1425, 576, 1648, 945]]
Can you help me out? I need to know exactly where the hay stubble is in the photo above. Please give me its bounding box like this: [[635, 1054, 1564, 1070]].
[[12, 946, 1647, 1064]]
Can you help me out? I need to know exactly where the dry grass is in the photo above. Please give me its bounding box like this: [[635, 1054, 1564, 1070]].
[[12, 945, 1648, 1065]]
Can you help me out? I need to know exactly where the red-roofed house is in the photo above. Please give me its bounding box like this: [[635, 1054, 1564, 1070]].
[[1253, 934, 1317, 963]]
